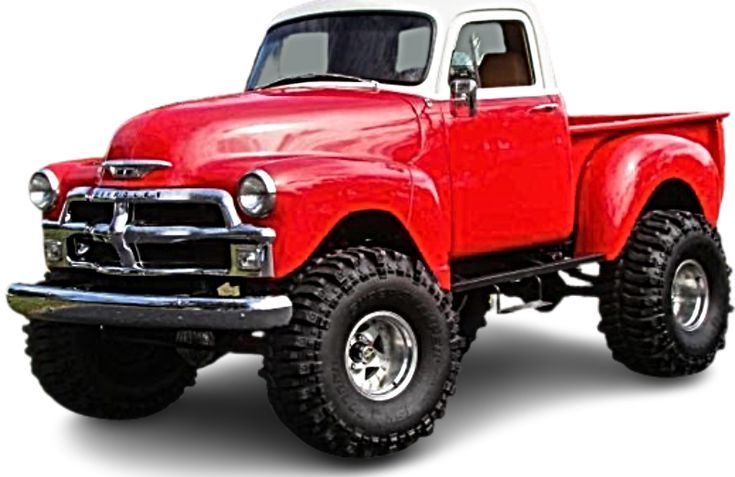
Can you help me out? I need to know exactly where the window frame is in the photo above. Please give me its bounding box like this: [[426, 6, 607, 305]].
[[440, 10, 548, 100]]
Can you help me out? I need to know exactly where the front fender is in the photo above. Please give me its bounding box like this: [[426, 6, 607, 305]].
[[243, 157, 451, 288], [43, 158, 103, 221], [576, 134, 722, 260]]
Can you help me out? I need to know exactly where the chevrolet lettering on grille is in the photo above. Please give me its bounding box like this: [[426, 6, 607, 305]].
[[88, 188, 163, 201]]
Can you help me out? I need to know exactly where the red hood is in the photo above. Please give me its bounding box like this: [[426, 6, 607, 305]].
[[102, 87, 423, 188]]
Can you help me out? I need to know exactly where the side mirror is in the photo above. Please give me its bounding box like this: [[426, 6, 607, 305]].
[[449, 51, 478, 117], [450, 78, 478, 117]]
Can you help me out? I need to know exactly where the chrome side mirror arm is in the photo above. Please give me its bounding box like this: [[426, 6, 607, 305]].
[[450, 78, 478, 117]]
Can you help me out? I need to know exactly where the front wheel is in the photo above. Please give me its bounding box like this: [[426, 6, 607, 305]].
[[262, 248, 462, 457], [598, 211, 731, 377], [24, 321, 197, 419]]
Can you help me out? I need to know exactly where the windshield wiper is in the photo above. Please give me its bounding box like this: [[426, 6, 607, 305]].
[[256, 73, 378, 90]]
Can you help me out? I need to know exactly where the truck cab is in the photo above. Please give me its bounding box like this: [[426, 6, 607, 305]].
[[7, 0, 731, 459], [248, 1, 575, 259]]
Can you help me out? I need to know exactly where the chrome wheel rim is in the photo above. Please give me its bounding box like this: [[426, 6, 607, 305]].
[[344, 311, 418, 401], [671, 259, 710, 333]]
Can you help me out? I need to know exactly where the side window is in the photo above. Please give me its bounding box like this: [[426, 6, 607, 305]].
[[453, 21, 535, 88]]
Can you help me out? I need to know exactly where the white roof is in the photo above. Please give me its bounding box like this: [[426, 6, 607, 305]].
[[272, 0, 539, 26]]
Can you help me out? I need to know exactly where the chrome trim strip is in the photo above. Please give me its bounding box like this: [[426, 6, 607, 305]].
[[7, 283, 292, 331], [250, 169, 278, 195], [238, 170, 277, 218], [102, 159, 173, 168], [46, 187, 277, 278], [41, 169, 61, 197], [43, 223, 275, 243]]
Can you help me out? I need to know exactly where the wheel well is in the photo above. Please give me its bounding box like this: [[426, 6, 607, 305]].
[[316, 211, 421, 259], [643, 180, 703, 215]]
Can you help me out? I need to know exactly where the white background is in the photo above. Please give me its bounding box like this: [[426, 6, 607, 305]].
[[1, 0, 733, 475]]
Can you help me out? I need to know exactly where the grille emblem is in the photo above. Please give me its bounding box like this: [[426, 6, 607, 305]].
[[101, 160, 172, 180]]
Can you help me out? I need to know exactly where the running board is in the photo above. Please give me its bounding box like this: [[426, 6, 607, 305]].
[[453, 255, 604, 294]]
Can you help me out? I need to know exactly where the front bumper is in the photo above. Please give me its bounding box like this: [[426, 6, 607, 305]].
[[7, 283, 292, 331]]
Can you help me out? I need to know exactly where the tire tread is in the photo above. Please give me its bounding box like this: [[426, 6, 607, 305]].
[[24, 321, 196, 420], [262, 247, 462, 457], [599, 210, 731, 377]]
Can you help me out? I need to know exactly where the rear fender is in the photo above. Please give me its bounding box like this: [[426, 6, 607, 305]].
[[576, 134, 722, 260]]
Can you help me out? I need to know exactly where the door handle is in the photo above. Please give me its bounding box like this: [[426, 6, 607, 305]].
[[530, 103, 560, 113]]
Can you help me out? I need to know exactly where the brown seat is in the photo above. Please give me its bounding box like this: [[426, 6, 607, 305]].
[[479, 52, 532, 88]]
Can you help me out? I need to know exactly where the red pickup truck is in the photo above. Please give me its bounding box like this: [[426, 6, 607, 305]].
[[7, 0, 730, 458]]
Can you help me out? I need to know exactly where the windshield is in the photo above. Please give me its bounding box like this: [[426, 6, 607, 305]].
[[247, 13, 434, 90]]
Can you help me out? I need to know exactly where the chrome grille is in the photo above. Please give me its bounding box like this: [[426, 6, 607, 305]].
[[43, 187, 276, 277]]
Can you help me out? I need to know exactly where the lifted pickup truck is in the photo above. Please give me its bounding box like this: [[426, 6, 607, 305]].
[[8, 0, 730, 458]]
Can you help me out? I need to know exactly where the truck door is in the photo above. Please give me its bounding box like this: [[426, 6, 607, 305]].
[[444, 11, 574, 258]]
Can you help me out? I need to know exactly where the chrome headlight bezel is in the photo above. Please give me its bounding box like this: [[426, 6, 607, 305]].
[[29, 169, 60, 212], [237, 170, 277, 218]]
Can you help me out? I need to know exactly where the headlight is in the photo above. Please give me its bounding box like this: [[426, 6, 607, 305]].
[[29, 170, 59, 211], [237, 170, 276, 218]]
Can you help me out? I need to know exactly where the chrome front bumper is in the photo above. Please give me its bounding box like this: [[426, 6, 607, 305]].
[[7, 283, 292, 331]]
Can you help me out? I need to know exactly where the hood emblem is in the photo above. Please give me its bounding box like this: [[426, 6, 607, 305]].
[[101, 159, 172, 180]]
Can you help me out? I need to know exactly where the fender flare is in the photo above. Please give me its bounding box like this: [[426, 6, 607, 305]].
[[255, 157, 452, 289], [575, 133, 722, 260]]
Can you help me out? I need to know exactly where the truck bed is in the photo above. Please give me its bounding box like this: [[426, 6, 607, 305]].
[[569, 112, 729, 184]]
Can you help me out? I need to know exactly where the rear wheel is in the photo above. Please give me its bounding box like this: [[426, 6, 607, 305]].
[[598, 211, 731, 377], [262, 248, 462, 457], [24, 321, 197, 419]]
